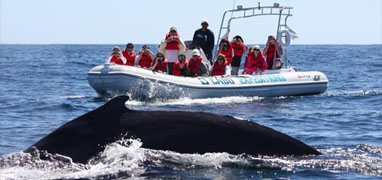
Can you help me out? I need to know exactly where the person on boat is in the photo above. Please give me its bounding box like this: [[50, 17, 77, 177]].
[[188, 49, 209, 77], [151, 52, 168, 73], [245, 45, 267, 75], [192, 19, 215, 63], [137, 45, 155, 69], [230, 35, 248, 75], [106, 46, 127, 65], [163, 27, 186, 75], [218, 38, 233, 66], [263, 35, 282, 70], [122, 43, 136, 66], [210, 54, 231, 77], [171, 54, 189, 76]]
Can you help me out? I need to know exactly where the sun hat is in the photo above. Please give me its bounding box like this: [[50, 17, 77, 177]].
[[253, 45, 261, 50], [192, 49, 200, 56], [201, 19, 209, 25], [170, 26, 177, 32]]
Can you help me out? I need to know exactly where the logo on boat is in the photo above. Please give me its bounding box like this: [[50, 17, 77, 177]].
[[298, 75, 311, 79], [238, 75, 287, 84], [197, 75, 286, 85], [198, 77, 235, 85]]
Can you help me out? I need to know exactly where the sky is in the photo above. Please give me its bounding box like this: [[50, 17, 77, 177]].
[[0, 0, 381, 44]]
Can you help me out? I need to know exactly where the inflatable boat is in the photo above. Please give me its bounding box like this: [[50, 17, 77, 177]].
[[88, 63, 328, 98], [87, 3, 329, 99]]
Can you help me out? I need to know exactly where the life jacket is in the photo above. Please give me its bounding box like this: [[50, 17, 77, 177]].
[[138, 51, 152, 68], [154, 59, 168, 72], [110, 56, 124, 65], [248, 52, 267, 72], [188, 56, 203, 74], [266, 43, 281, 62], [122, 49, 136, 66], [231, 42, 245, 57], [165, 33, 180, 50], [172, 59, 188, 76], [220, 45, 233, 64], [211, 61, 227, 76]]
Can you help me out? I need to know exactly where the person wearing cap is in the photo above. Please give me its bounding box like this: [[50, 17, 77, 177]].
[[188, 49, 209, 77], [263, 35, 283, 69], [245, 45, 267, 75], [230, 35, 248, 75], [164, 26, 186, 74], [137, 45, 155, 68], [122, 43, 137, 66], [171, 54, 189, 76], [210, 54, 231, 77], [106, 46, 127, 65], [192, 19, 215, 63]]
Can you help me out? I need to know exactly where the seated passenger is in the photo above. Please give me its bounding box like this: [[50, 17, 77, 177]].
[[122, 43, 136, 66], [106, 46, 126, 65], [188, 49, 209, 77], [210, 54, 231, 77], [137, 45, 155, 69], [243, 46, 254, 73], [218, 38, 233, 65], [245, 45, 267, 75], [263, 35, 282, 69], [172, 54, 189, 76], [151, 52, 168, 73]]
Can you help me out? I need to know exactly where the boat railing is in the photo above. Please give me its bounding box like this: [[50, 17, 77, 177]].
[[214, 3, 294, 67]]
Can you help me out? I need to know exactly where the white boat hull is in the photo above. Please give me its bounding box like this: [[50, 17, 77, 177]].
[[87, 64, 328, 99]]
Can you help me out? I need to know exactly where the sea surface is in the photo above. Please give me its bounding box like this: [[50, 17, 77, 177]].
[[0, 44, 381, 180]]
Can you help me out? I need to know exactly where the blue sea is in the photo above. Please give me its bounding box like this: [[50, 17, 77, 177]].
[[0, 44, 381, 179]]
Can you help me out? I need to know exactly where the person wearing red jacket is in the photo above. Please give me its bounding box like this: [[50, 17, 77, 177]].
[[151, 52, 168, 73], [263, 35, 282, 69], [230, 35, 248, 75], [106, 46, 126, 65], [188, 49, 209, 77], [172, 54, 189, 76], [210, 54, 231, 77], [122, 43, 136, 66], [218, 38, 233, 65], [137, 45, 155, 69], [245, 45, 267, 75]]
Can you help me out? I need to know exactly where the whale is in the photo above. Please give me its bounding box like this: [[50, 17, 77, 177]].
[[25, 95, 321, 163]]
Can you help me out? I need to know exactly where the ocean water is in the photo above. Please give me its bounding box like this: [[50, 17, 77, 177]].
[[0, 44, 381, 179]]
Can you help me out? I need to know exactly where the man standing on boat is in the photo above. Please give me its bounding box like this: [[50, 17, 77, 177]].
[[192, 19, 215, 64]]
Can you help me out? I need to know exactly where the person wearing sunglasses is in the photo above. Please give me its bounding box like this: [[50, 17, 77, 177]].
[[106, 46, 126, 65], [164, 27, 186, 75], [188, 49, 209, 77], [171, 54, 189, 76], [210, 54, 231, 77], [151, 52, 168, 73], [122, 43, 136, 66], [245, 45, 267, 75]]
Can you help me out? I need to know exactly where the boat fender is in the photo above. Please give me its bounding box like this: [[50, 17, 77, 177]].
[[278, 30, 291, 47]]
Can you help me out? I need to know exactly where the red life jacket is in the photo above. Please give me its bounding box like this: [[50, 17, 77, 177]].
[[231, 42, 245, 57], [266, 43, 281, 62], [220, 45, 233, 64], [154, 59, 168, 72], [172, 59, 188, 76], [211, 61, 227, 76], [248, 52, 267, 72], [138, 51, 152, 68], [188, 56, 203, 74], [110, 56, 124, 65], [165, 33, 180, 50], [122, 49, 136, 66]]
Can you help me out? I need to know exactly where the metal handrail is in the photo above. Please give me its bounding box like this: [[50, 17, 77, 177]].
[[214, 4, 293, 62]]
